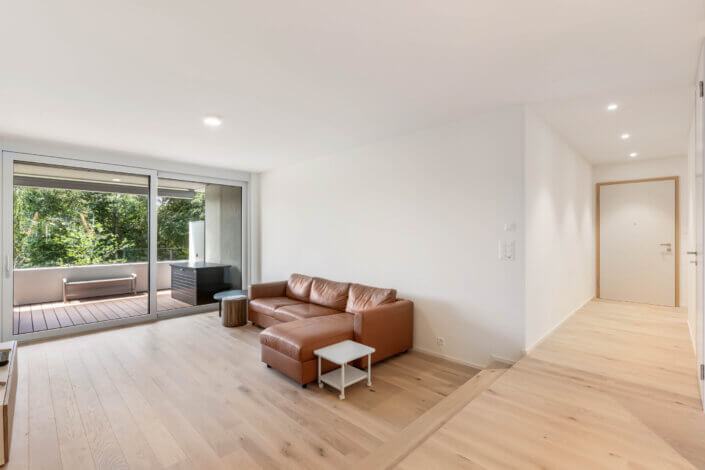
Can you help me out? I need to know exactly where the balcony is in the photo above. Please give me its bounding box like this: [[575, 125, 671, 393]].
[[10, 161, 242, 336], [12, 261, 193, 335]]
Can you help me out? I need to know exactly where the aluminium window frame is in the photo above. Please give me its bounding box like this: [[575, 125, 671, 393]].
[[1, 150, 249, 342]]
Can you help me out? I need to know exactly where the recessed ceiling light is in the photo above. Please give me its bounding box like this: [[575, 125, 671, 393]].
[[621, 133, 630, 140], [112, 178, 121, 182], [203, 115, 223, 127], [607, 103, 618, 111], [629, 152, 638, 158]]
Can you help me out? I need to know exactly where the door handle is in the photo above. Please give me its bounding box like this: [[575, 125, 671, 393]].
[[4, 255, 11, 278], [688, 251, 698, 255], [659, 243, 672, 247]]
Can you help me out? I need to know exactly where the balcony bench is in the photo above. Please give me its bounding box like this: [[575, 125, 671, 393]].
[[62, 273, 137, 302]]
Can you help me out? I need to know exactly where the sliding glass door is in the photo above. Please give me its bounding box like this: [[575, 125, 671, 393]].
[[156, 178, 206, 312], [2, 153, 157, 340], [156, 177, 244, 314], [1, 151, 247, 341]]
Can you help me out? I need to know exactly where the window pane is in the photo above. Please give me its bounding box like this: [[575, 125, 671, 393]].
[[13, 161, 150, 334], [157, 178, 242, 312]]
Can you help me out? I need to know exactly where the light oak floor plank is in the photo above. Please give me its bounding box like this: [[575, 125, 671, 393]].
[[398, 299, 705, 470], [27, 348, 62, 470], [46, 351, 95, 470], [62, 346, 130, 470], [5, 347, 29, 470], [11, 310, 477, 469]]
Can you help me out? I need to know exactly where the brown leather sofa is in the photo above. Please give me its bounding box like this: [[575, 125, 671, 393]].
[[249, 274, 413, 386]]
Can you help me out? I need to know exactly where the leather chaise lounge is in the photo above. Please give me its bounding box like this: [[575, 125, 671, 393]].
[[249, 274, 413, 385]]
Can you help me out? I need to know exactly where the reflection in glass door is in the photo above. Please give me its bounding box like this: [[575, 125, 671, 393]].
[[11, 161, 151, 335], [156, 178, 206, 311], [157, 178, 243, 313]]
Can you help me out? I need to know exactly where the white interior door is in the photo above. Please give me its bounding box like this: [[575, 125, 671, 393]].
[[695, 169, 704, 406], [599, 179, 677, 306], [696, 71, 705, 407]]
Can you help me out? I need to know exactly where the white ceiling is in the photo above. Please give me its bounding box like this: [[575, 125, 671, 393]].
[[0, 1, 703, 172], [532, 86, 695, 164]]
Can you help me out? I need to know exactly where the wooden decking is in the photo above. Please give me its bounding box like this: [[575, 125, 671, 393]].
[[12, 290, 191, 335]]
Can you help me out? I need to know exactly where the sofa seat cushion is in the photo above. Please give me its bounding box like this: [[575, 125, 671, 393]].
[[249, 297, 303, 316], [310, 277, 350, 310], [273, 303, 342, 322], [346, 283, 397, 313], [260, 313, 354, 362]]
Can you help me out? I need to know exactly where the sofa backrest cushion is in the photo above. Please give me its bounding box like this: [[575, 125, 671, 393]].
[[345, 283, 397, 313], [286, 273, 313, 302], [310, 277, 350, 310]]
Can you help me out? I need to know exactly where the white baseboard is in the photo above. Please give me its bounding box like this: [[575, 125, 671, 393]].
[[523, 296, 592, 355], [490, 354, 518, 366], [411, 346, 487, 370]]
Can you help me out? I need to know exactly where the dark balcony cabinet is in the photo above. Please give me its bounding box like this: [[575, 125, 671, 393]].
[[170, 262, 231, 306]]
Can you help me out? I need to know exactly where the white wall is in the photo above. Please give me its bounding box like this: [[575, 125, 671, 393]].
[[524, 110, 595, 351], [593, 156, 689, 307], [249, 173, 262, 284], [205, 185, 243, 288], [260, 107, 526, 368]]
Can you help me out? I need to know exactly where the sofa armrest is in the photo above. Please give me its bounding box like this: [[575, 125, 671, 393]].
[[249, 281, 287, 300], [353, 299, 413, 366]]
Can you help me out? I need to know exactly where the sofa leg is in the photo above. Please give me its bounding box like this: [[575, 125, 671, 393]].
[[301, 384, 307, 389], [266, 364, 271, 368]]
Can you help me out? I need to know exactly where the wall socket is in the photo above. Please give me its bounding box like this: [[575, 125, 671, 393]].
[[436, 337, 445, 347], [498, 239, 516, 261]]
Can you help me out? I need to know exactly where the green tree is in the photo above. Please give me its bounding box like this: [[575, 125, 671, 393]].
[[157, 192, 205, 261], [59, 220, 132, 265], [12, 186, 204, 268]]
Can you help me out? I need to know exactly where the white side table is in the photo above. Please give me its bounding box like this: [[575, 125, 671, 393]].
[[314, 340, 376, 400]]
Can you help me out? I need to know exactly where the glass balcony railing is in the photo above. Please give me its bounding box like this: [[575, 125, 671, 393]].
[[14, 247, 192, 269]]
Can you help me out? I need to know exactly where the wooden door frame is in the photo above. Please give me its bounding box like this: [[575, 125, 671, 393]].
[[596, 176, 680, 307]]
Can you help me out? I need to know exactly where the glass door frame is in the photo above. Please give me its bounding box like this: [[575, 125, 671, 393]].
[[1, 151, 249, 341], [2, 150, 158, 342], [0, 150, 157, 341], [154, 171, 248, 319]]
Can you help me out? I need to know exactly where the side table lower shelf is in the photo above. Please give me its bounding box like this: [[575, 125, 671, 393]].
[[319, 364, 370, 399]]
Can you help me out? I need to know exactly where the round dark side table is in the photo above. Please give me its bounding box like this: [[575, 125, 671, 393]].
[[214, 289, 248, 317], [221, 295, 248, 327]]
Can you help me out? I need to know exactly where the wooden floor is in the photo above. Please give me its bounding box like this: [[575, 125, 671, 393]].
[[12, 290, 191, 335], [398, 300, 705, 469], [356, 368, 506, 469], [6, 310, 479, 470]]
